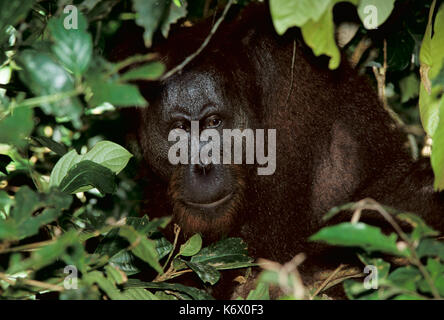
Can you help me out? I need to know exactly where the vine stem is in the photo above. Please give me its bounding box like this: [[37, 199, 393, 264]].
[[160, 0, 234, 81]]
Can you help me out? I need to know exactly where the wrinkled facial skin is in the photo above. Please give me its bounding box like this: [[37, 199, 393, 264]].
[[139, 65, 258, 237]]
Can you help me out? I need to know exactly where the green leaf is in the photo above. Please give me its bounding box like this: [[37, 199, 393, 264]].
[[156, 237, 173, 260], [387, 266, 421, 291], [48, 13, 93, 75], [88, 80, 147, 107], [124, 279, 214, 300], [417, 238, 444, 261], [58, 160, 116, 194], [270, 0, 332, 34], [120, 62, 166, 82], [0, 154, 12, 175], [190, 238, 254, 270], [109, 250, 141, 276], [105, 264, 126, 285], [357, 253, 391, 279], [419, 85, 441, 137], [399, 74, 420, 103], [419, 3, 444, 150], [179, 233, 202, 257], [0, 107, 34, 149], [431, 96, 444, 190], [185, 261, 221, 285], [246, 282, 270, 300], [300, 3, 340, 69], [17, 50, 83, 127], [84, 271, 124, 300], [0, 187, 72, 241], [32, 136, 68, 156], [396, 212, 439, 240], [160, 1, 187, 39], [310, 222, 407, 256], [118, 226, 163, 274], [357, 0, 396, 29], [95, 216, 171, 271], [81, 141, 133, 174], [132, 0, 170, 47], [49, 141, 133, 188], [120, 288, 159, 300], [420, 3, 444, 80]]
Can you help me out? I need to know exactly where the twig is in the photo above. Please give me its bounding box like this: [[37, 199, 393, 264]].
[[350, 36, 371, 68], [162, 224, 181, 271], [311, 264, 345, 299], [0, 272, 64, 292], [160, 0, 234, 81], [284, 40, 297, 106], [0, 239, 55, 254], [372, 40, 418, 159], [372, 40, 388, 110]]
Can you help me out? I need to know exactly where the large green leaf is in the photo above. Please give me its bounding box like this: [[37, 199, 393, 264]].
[[270, 0, 358, 69], [185, 261, 220, 285], [310, 222, 407, 256], [120, 62, 165, 82], [301, 4, 340, 69], [431, 96, 444, 190], [246, 282, 270, 300], [17, 50, 83, 127], [58, 160, 116, 194], [270, 0, 332, 34], [387, 266, 421, 292], [32, 136, 67, 156], [124, 279, 214, 300], [417, 238, 444, 261], [120, 288, 159, 300], [190, 238, 254, 270], [48, 13, 93, 76], [49, 141, 132, 188], [399, 74, 420, 103], [357, 0, 396, 29], [0, 107, 34, 148], [88, 80, 147, 107], [160, 1, 188, 39], [420, 3, 444, 80], [133, 0, 170, 47]]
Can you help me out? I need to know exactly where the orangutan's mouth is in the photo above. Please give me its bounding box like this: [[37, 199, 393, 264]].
[[184, 192, 233, 209]]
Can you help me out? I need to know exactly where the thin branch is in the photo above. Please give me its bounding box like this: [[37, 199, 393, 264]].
[[372, 40, 418, 159], [350, 36, 371, 68], [162, 224, 181, 271], [311, 264, 345, 299], [160, 0, 234, 81], [284, 40, 297, 106], [0, 272, 64, 292]]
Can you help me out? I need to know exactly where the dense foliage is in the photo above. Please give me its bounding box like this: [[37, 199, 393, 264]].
[[0, 0, 444, 300]]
